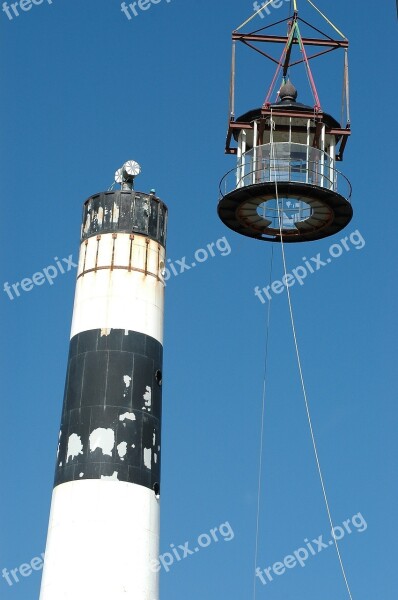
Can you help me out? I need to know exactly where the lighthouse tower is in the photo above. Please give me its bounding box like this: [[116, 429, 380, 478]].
[[219, 8, 352, 243], [40, 161, 168, 600]]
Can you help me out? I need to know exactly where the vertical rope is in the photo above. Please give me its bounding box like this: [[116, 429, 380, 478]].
[[253, 246, 274, 600], [268, 122, 354, 599]]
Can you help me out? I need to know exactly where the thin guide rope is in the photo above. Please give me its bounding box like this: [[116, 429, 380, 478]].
[[253, 246, 274, 600], [269, 123, 354, 600]]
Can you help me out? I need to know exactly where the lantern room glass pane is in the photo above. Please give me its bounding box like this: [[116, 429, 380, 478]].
[[237, 142, 334, 191]]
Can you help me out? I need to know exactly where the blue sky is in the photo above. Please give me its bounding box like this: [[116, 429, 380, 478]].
[[0, 1, 396, 598]]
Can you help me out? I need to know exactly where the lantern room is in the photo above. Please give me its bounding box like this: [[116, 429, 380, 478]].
[[218, 6, 352, 243]]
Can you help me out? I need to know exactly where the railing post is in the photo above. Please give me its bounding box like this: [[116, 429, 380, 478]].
[[241, 130, 247, 186], [329, 140, 336, 191], [320, 125, 325, 188], [253, 121, 258, 185], [236, 131, 242, 188], [306, 121, 310, 184]]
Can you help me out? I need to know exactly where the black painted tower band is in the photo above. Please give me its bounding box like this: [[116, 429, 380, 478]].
[[55, 328, 163, 492]]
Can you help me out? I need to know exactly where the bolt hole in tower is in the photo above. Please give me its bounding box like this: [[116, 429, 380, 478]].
[[218, 0, 352, 243]]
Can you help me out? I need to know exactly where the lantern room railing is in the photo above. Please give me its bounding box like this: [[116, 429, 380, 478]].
[[220, 143, 352, 202]]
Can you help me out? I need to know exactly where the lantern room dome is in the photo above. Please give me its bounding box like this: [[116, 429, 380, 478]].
[[232, 82, 341, 144], [279, 80, 298, 101]]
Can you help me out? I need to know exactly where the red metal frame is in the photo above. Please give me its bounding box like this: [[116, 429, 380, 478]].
[[232, 32, 348, 48], [226, 16, 350, 160]]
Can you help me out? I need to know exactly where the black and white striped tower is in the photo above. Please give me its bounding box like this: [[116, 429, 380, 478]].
[[40, 161, 168, 600]]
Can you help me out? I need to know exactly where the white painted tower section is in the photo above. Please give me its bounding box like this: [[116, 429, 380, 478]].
[[41, 481, 160, 599], [71, 233, 165, 341]]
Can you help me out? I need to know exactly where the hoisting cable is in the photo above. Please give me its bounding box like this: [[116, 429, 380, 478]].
[[235, 0, 276, 32], [305, 0, 346, 39], [263, 24, 296, 106], [294, 22, 321, 109], [267, 117, 354, 599], [253, 245, 274, 600]]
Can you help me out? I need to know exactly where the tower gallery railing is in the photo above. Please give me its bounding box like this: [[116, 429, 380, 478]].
[[220, 142, 352, 201]]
